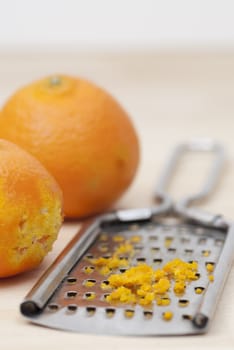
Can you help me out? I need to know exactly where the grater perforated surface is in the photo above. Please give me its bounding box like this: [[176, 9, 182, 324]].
[[20, 140, 234, 335], [38, 219, 225, 335]]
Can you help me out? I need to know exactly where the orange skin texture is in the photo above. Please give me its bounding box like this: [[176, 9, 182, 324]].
[[0, 139, 63, 277], [0, 75, 140, 218]]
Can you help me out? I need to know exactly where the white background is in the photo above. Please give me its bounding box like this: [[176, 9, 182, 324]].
[[0, 0, 234, 50]]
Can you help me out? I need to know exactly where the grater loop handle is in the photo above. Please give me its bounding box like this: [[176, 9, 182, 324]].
[[154, 139, 225, 225]]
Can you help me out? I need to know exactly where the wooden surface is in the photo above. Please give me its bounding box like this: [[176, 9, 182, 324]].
[[0, 52, 234, 349]]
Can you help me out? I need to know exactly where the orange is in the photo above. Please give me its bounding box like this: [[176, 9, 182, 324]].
[[0, 75, 139, 218], [0, 139, 63, 277]]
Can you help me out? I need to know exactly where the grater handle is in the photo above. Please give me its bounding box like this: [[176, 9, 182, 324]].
[[154, 139, 226, 226], [193, 221, 234, 329]]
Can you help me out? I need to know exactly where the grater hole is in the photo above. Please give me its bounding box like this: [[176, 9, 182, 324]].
[[195, 287, 205, 294], [103, 293, 110, 300], [188, 260, 198, 264], [153, 258, 163, 264], [98, 243, 109, 252], [65, 291, 78, 298], [85, 254, 94, 260], [165, 237, 173, 248], [195, 227, 204, 235], [67, 304, 78, 312], [66, 276, 77, 284], [146, 224, 155, 230], [47, 303, 59, 311], [124, 309, 135, 319], [119, 268, 127, 273], [149, 235, 158, 241], [134, 245, 143, 251], [86, 306, 96, 316], [198, 238, 207, 245], [182, 314, 193, 320], [130, 235, 142, 243], [168, 248, 176, 253], [129, 224, 140, 231], [83, 266, 95, 274], [202, 250, 211, 257], [101, 280, 110, 289], [136, 257, 146, 262], [184, 249, 193, 254], [84, 292, 96, 300], [178, 299, 189, 307], [151, 247, 160, 252], [119, 256, 129, 260], [99, 233, 108, 241], [83, 279, 96, 287], [143, 310, 153, 319], [215, 239, 224, 246], [105, 308, 116, 318], [180, 237, 190, 244], [101, 255, 111, 259], [156, 297, 171, 306], [205, 261, 215, 272], [112, 235, 124, 243]]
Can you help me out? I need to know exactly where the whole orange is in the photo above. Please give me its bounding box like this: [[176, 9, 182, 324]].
[[0, 75, 139, 218], [0, 139, 63, 278]]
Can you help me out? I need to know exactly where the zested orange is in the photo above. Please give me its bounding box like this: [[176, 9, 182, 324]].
[[0, 75, 140, 218], [0, 139, 63, 277]]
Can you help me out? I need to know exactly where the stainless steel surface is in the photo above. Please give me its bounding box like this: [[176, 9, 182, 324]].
[[20, 141, 234, 336], [20, 220, 229, 335]]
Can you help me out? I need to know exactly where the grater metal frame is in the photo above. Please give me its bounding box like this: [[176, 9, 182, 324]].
[[20, 139, 234, 336]]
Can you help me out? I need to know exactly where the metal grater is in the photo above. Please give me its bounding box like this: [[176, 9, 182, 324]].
[[20, 140, 234, 336]]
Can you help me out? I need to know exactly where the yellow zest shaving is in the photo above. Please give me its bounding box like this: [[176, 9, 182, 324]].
[[99, 233, 108, 241], [208, 275, 214, 282], [195, 287, 203, 294], [130, 235, 141, 243], [124, 309, 134, 318], [156, 297, 170, 306], [173, 281, 186, 295], [85, 293, 96, 300], [84, 280, 95, 287], [164, 237, 173, 248], [91, 256, 128, 270], [114, 243, 134, 256], [84, 266, 94, 274], [106, 258, 199, 306], [89, 235, 214, 308], [202, 250, 210, 257], [101, 282, 111, 290], [99, 266, 111, 276], [113, 235, 124, 242], [206, 263, 214, 273], [163, 311, 173, 321], [105, 286, 136, 304]]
